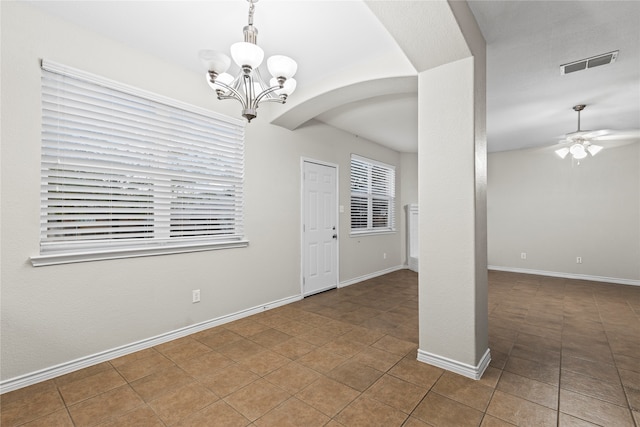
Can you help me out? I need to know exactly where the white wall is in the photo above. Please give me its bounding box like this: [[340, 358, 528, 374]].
[[400, 153, 419, 265], [0, 1, 405, 385], [488, 142, 640, 283]]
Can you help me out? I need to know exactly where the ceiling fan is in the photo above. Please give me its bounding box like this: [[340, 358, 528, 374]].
[[554, 104, 639, 161]]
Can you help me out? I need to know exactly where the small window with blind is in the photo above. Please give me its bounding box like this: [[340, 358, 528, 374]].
[[350, 154, 396, 235], [31, 60, 248, 266]]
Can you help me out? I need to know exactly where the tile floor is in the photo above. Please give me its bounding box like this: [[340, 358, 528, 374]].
[[1, 269, 639, 426]]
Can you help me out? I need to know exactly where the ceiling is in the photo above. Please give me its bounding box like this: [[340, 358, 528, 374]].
[[27, 0, 640, 154]]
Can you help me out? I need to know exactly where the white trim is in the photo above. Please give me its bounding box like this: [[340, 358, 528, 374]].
[[300, 158, 340, 297], [417, 348, 491, 380], [488, 265, 640, 287], [339, 265, 405, 288], [31, 240, 249, 267], [0, 293, 300, 394]]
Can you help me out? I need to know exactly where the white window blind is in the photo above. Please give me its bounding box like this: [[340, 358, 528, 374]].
[[350, 154, 395, 234], [34, 60, 247, 265]]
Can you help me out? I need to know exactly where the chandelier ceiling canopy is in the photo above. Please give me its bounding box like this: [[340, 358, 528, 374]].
[[199, 0, 297, 122]]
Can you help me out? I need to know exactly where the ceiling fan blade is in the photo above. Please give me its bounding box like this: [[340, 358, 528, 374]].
[[591, 129, 640, 141]]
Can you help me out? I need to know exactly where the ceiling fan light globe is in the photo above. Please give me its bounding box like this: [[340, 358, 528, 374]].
[[199, 50, 231, 74], [587, 144, 603, 156], [230, 42, 264, 69], [267, 55, 297, 79], [570, 143, 587, 159], [555, 147, 570, 159]]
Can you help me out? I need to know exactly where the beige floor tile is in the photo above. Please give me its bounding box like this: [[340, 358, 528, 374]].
[[148, 382, 218, 425], [619, 367, 640, 389], [237, 349, 290, 376], [154, 337, 212, 364], [270, 337, 318, 360], [478, 366, 502, 389], [326, 360, 384, 392], [412, 391, 484, 427], [350, 346, 404, 372], [371, 335, 417, 356], [173, 400, 250, 427], [129, 365, 195, 402], [295, 377, 359, 417], [364, 374, 427, 413], [19, 409, 74, 427], [561, 355, 620, 384], [248, 328, 292, 348], [557, 412, 600, 426], [297, 347, 348, 374], [504, 355, 559, 386], [68, 385, 144, 427], [433, 371, 494, 411], [264, 362, 321, 394], [497, 371, 558, 410], [93, 406, 164, 427], [388, 357, 443, 388], [1, 387, 66, 427], [559, 389, 634, 427], [487, 390, 557, 427], [254, 397, 330, 427], [177, 349, 235, 379], [560, 369, 627, 406], [53, 363, 113, 387], [223, 378, 290, 421], [111, 350, 174, 382], [334, 396, 408, 427], [480, 414, 517, 426], [58, 368, 126, 406], [224, 319, 271, 337], [198, 364, 260, 397], [217, 337, 267, 362], [194, 328, 243, 350]]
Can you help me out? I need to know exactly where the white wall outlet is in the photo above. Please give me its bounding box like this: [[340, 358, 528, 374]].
[[383, 252, 387, 259], [576, 257, 582, 264], [521, 252, 527, 260], [192, 289, 201, 303]]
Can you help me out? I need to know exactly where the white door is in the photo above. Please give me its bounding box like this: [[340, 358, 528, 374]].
[[302, 161, 338, 296]]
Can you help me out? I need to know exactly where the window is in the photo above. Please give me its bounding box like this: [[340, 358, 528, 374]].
[[32, 60, 247, 266], [350, 154, 396, 234]]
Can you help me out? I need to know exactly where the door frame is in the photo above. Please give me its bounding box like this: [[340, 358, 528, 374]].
[[300, 157, 340, 297]]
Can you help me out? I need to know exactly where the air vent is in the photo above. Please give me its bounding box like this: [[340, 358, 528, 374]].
[[560, 50, 618, 75]]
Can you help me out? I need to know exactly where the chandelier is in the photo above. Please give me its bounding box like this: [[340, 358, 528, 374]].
[[555, 105, 603, 160], [198, 0, 297, 122]]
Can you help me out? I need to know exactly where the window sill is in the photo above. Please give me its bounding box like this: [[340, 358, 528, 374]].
[[30, 240, 249, 267], [350, 230, 396, 237]]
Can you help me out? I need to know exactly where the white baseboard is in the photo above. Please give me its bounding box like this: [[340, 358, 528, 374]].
[[488, 265, 640, 287], [339, 265, 406, 288], [0, 294, 302, 394], [417, 348, 491, 380]]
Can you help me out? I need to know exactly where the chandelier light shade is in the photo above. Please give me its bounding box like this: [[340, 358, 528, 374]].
[[554, 105, 604, 161], [199, 0, 298, 122]]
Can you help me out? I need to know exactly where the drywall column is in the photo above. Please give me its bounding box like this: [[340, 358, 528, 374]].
[[417, 55, 489, 379]]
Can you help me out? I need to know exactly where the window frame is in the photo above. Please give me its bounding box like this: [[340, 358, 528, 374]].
[[349, 154, 396, 236], [31, 60, 248, 267]]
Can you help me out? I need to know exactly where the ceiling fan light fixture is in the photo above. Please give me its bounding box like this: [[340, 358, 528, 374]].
[[569, 143, 587, 159], [587, 144, 603, 156], [555, 147, 570, 159]]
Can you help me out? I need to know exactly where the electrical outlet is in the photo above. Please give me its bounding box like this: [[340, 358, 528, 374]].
[[383, 253, 387, 259], [192, 289, 201, 303], [576, 257, 582, 264], [521, 252, 527, 260]]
